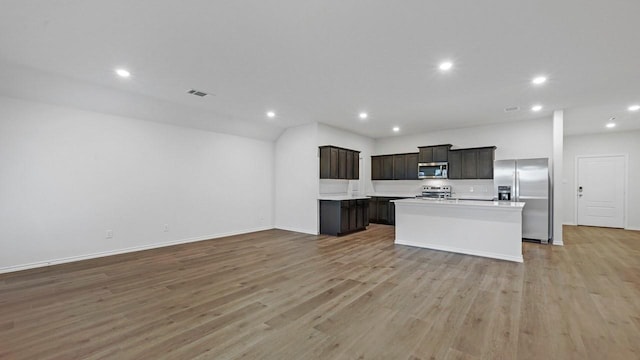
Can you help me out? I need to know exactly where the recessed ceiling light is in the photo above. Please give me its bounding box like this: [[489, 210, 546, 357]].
[[606, 123, 616, 128], [359, 112, 368, 120], [531, 105, 543, 112], [439, 61, 453, 71], [115, 68, 130, 78], [628, 104, 640, 112], [266, 111, 276, 118], [392, 126, 400, 132], [532, 76, 547, 85]]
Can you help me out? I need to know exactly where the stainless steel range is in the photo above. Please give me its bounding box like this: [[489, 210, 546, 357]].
[[419, 185, 452, 199]]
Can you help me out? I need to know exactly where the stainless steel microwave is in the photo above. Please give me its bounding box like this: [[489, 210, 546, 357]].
[[418, 162, 448, 179]]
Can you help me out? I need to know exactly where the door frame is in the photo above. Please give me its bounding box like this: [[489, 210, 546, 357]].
[[574, 154, 628, 229]]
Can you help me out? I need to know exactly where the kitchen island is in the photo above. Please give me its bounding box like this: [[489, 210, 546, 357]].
[[392, 198, 525, 262]]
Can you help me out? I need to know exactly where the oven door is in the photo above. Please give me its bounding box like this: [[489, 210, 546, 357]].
[[418, 162, 448, 179]]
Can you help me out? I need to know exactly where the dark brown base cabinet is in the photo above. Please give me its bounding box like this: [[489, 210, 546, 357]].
[[368, 197, 406, 225], [319, 199, 370, 236]]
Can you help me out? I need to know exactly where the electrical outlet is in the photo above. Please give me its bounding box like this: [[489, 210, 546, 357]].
[[106, 230, 113, 239], [163, 224, 169, 232]]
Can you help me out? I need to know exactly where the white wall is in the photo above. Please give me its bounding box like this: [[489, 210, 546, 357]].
[[563, 130, 640, 230], [372, 118, 554, 198], [274, 123, 319, 234], [0, 96, 274, 272], [375, 118, 553, 160]]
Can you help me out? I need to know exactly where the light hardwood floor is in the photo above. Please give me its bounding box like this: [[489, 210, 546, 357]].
[[1, 225, 639, 359]]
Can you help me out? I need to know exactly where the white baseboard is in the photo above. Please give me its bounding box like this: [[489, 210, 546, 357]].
[[552, 239, 564, 246], [395, 239, 524, 263], [625, 226, 640, 231], [274, 225, 319, 235], [563, 222, 577, 226], [0, 226, 275, 274]]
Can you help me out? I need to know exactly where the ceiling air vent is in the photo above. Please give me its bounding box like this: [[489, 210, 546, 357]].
[[187, 89, 209, 97], [504, 106, 520, 112]]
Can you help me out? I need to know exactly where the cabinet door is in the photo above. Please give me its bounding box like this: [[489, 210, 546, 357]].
[[477, 148, 495, 179], [364, 200, 370, 226], [346, 151, 354, 179], [405, 153, 419, 180], [448, 150, 462, 179], [461, 150, 478, 179], [418, 147, 433, 163], [382, 155, 394, 180], [340, 201, 350, 233], [349, 200, 357, 230], [352, 152, 360, 180], [330, 148, 339, 178], [356, 200, 365, 228], [434, 146, 449, 162], [371, 156, 382, 180], [388, 199, 396, 226], [319, 147, 331, 179], [338, 149, 347, 179], [368, 197, 378, 222], [377, 198, 389, 223], [393, 154, 406, 180]]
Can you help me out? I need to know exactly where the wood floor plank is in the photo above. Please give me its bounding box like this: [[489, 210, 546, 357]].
[[1, 225, 639, 359]]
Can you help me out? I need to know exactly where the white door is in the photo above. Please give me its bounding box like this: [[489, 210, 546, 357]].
[[577, 155, 625, 228]]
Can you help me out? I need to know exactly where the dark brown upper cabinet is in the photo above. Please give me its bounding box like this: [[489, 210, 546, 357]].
[[352, 151, 360, 179], [447, 150, 462, 179], [418, 147, 433, 163], [371, 155, 382, 180], [338, 149, 347, 179], [476, 147, 495, 179], [461, 149, 478, 179], [393, 154, 406, 180], [319, 146, 360, 180], [381, 155, 393, 180], [405, 153, 419, 180], [448, 146, 496, 179], [418, 145, 451, 163], [371, 154, 397, 180], [373, 145, 495, 181], [372, 153, 420, 180]]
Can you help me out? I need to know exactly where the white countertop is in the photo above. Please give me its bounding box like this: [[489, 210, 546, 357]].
[[367, 193, 494, 201], [366, 193, 418, 198], [392, 198, 525, 210], [318, 195, 371, 201]]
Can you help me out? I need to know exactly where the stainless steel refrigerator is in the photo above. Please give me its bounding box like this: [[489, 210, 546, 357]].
[[494, 158, 551, 243]]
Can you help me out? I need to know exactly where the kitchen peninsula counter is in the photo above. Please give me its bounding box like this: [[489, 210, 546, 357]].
[[318, 195, 370, 201], [392, 198, 525, 262]]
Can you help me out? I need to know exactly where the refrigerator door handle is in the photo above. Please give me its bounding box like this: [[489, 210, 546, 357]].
[[515, 170, 520, 201], [512, 171, 516, 201]]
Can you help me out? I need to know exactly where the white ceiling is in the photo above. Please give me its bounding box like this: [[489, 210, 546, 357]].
[[1, 0, 639, 140]]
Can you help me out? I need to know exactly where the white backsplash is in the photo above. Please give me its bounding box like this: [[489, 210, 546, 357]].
[[319, 179, 360, 196], [372, 179, 494, 199]]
